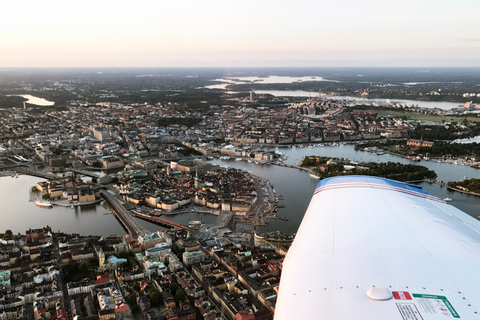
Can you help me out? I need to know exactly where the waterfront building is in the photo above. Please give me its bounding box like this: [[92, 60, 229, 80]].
[[137, 232, 164, 250], [407, 139, 434, 147]]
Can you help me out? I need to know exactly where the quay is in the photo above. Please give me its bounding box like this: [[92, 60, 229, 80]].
[[99, 191, 148, 238]]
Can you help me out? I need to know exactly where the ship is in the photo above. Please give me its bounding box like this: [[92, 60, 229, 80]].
[[35, 200, 52, 208]]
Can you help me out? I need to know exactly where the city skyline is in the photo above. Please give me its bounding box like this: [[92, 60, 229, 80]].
[[1, 0, 480, 68]]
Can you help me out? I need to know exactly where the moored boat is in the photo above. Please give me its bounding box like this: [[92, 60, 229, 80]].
[[309, 172, 320, 180], [35, 200, 52, 208]]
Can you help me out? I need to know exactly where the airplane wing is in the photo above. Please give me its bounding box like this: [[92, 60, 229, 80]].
[[275, 175, 480, 320]]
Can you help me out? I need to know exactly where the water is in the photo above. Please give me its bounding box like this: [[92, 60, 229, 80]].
[[205, 75, 463, 110], [210, 144, 480, 234], [10, 95, 55, 106], [0, 175, 125, 236], [251, 91, 461, 110], [0, 175, 219, 236], [1, 145, 479, 236], [324, 95, 462, 110], [254, 90, 322, 98], [269, 144, 480, 182], [454, 135, 480, 144], [205, 75, 337, 89]]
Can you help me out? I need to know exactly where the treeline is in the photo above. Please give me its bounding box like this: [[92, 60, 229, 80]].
[[410, 124, 480, 141], [301, 156, 437, 182], [354, 140, 403, 151], [366, 162, 437, 181], [448, 178, 480, 193], [0, 95, 27, 108], [356, 139, 480, 158], [418, 142, 480, 158]]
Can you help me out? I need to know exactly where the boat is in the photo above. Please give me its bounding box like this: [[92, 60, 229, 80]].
[[309, 173, 321, 180], [443, 197, 452, 202], [35, 200, 52, 208], [150, 209, 162, 216], [235, 158, 243, 162]]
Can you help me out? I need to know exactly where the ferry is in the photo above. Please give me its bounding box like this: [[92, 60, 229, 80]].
[[35, 200, 52, 208]]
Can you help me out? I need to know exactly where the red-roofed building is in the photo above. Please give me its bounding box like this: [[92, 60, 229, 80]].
[[235, 311, 255, 320], [114, 303, 131, 318], [56, 308, 67, 320], [34, 308, 47, 319], [95, 274, 110, 286]]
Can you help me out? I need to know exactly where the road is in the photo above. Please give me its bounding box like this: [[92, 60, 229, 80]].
[[99, 191, 149, 238]]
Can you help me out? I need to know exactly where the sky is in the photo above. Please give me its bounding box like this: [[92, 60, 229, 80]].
[[1, 0, 479, 68]]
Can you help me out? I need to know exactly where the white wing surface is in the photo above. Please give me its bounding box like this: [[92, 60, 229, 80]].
[[275, 175, 480, 320]]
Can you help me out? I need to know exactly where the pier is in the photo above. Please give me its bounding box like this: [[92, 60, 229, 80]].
[[99, 191, 149, 238]]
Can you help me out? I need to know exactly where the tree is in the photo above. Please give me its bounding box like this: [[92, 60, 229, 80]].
[[169, 283, 178, 296], [150, 291, 163, 307], [174, 289, 186, 304], [125, 294, 137, 308]]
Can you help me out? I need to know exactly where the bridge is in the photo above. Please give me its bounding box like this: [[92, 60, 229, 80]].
[[14, 167, 58, 180], [272, 161, 310, 172], [99, 191, 149, 238], [71, 168, 101, 178], [131, 210, 195, 233]]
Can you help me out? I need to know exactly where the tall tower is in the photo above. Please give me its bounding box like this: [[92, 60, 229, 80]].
[[98, 248, 105, 270], [194, 169, 199, 189]]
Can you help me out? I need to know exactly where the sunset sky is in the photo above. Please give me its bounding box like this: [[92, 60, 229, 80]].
[[1, 0, 479, 67]]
